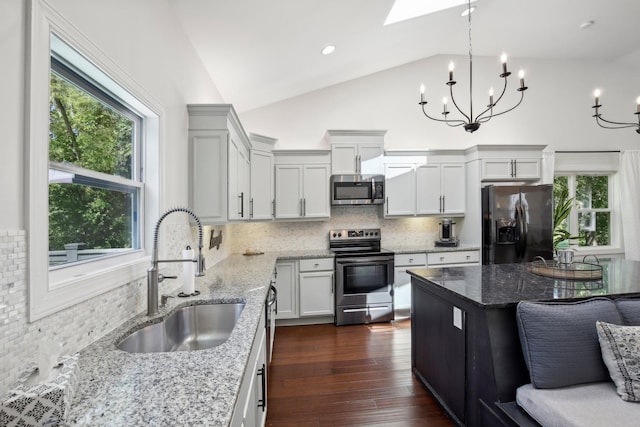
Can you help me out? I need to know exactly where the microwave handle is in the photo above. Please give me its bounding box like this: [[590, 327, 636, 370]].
[[371, 177, 375, 203]]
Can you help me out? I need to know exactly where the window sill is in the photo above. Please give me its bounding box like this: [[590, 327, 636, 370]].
[[30, 255, 150, 321]]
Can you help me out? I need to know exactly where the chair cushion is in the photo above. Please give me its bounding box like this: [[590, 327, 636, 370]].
[[516, 297, 621, 388], [596, 321, 640, 401], [614, 298, 640, 325]]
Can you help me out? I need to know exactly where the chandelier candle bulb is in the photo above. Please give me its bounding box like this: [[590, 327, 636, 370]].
[[443, 97, 448, 113], [448, 61, 454, 82], [420, 84, 425, 103], [518, 70, 525, 89], [489, 88, 494, 106], [636, 96, 640, 113], [501, 53, 508, 74], [594, 89, 601, 106]]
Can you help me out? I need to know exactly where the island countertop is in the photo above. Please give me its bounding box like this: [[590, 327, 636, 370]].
[[408, 258, 640, 308]]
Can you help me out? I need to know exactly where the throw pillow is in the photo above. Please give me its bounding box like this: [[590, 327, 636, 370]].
[[516, 297, 622, 389], [596, 321, 640, 402]]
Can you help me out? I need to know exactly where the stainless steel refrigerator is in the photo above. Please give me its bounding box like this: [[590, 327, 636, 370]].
[[482, 184, 553, 264]]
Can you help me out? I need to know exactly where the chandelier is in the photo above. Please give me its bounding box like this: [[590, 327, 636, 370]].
[[418, 0, 528, 133], [591, 90, 640, 134]]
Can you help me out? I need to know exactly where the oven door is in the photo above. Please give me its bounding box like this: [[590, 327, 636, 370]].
[[335, 254, 394, 306]]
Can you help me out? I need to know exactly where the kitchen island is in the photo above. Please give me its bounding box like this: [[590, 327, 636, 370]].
[[408, 259, 640, 427]]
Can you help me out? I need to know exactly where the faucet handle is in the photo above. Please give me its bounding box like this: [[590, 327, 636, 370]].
[[161, 294, 175, 306], [158, 274, 178, 283]]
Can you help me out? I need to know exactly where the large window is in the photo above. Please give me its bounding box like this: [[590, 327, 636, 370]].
[[48, 54, 142, 267], [554, 175, 612, 247], [27, 0, 159, 321]]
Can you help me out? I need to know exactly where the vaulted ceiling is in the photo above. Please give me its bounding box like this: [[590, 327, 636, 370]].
[[169, 0, 640, 113]]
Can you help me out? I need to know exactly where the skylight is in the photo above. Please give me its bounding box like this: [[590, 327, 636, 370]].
[[384, 0, 471, 25]]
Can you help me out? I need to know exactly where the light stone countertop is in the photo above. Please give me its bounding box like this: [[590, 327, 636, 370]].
[[66, 245, 476, 426], [67, 253, 280, 426]]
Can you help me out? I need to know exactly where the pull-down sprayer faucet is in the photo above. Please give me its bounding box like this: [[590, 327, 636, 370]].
[[147, 207, 206, 315]]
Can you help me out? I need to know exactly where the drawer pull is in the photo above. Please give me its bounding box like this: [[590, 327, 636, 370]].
[[440, 256, 445, 261]]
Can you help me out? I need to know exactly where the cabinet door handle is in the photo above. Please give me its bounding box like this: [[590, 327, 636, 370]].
[[250, 198, 254, 218], [257, 364, 266, 411], [303, 198, 306, 216], [300, 198, 303, 216], [440, 256, 445, 261], [386, 197, 389, 214], [272, 199, 276, 218]]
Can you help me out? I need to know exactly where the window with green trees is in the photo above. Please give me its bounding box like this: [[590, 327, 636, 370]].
[[48, 55, 142, 267], [553, 175, 611, 247]]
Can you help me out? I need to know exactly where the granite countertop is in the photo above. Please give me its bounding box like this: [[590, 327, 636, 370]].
[[67, 253, 279, 426], [408, 258, 640, 309]]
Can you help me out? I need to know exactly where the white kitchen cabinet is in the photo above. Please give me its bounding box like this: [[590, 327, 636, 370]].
[[273, 150, 330, 220], [187, 104, 251, 224], [326, 130, 386, 175], [385, 151, 465, 218], [228, 133, 251, 221], [416, 163, 465, 215], [230, 306, 267, 427], [384, 163, 416, 216], [299, 258, 334, 317], [465, 145, 545, 182], [273, 261, 297, 319], [481, 158, 541, 181], [249, 134, 276, 220], [394, 253, 427, 311], [427, 250, 480, 267]]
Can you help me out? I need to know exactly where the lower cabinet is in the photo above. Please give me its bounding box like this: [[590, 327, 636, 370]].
[[273, 258, 335, 323], [273, 261, 297, 319], [299, 258, 334, 317], [394, 253, 427, 311], [427, 250, 479, 267], [231, 305, 267, 427]]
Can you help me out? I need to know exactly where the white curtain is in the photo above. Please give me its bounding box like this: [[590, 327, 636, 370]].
[[542, 151, 555, 185], [620, 150, 640, 261]]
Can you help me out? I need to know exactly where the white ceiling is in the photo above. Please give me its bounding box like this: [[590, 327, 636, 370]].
[[169, 0, 640, 113]]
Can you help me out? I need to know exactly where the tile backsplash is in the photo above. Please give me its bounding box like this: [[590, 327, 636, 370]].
[[229, 206, 447, 253]]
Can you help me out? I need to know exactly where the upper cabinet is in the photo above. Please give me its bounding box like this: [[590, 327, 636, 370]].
[[384, 151, 465, 218], [465, 145, 545, 182], [189, 104, 251, 224], [326, 130, 386, 175], [273, 150, 331, 220], [249, 133, 276, 221]]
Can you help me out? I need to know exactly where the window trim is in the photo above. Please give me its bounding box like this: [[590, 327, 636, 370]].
[[26, 0, 162, 321]]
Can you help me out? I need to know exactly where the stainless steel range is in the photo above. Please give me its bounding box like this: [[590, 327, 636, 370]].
[[330, 228, 395, 326]]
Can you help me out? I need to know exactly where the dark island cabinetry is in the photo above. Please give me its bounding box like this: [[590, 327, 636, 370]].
[[409, 260, 640, 427]]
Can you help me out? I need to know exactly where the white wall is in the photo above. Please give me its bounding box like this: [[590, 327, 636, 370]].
[[240, 54, 640, 152]]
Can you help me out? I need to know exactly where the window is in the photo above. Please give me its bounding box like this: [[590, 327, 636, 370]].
[[554, 175, 612, 247], [27, 1, 160, 321], [49, 54, 143, 267]]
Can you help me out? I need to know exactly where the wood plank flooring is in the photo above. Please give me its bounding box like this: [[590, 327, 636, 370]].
[[266, 318, 454, 426]]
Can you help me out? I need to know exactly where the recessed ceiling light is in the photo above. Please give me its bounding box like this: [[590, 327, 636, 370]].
[[385, 0, 475, 25], [321, 45, 336, 55], [580, 20, 595, 29]]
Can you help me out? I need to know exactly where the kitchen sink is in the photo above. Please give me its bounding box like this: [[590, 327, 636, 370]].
[[117, 302, 245, 353]]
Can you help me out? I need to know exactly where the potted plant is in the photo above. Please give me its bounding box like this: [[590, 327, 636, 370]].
[[553, 187, 576, 250]]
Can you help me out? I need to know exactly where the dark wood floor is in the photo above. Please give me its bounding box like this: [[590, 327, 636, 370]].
[[266, 318, 455, 427]]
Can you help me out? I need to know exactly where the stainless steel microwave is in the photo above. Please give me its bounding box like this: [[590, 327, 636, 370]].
[[330, 174, 385, 206]]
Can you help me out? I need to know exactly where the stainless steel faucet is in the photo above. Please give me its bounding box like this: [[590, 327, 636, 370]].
[[147, 207, 206, 315]]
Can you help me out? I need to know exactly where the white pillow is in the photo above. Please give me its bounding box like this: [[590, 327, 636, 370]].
[[596, 321, 640, 402]]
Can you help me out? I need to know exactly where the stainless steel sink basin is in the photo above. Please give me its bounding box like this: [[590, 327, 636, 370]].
[[117, 303, 245, 353]]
